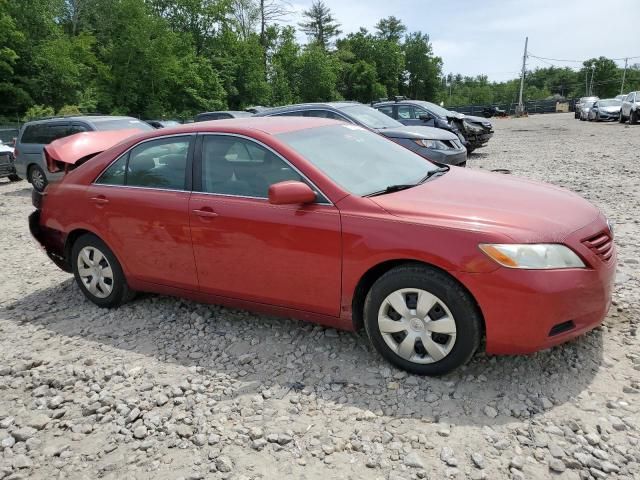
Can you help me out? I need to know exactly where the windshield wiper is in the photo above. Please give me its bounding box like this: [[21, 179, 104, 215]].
[[365, 166, 450, 197]]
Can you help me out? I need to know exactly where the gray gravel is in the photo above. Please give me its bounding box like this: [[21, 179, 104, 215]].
[[0, 112, 638, 479]]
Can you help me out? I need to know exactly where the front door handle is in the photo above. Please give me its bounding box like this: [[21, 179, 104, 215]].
[[192, 208, 219, 219], [90, 195, 109, 206]]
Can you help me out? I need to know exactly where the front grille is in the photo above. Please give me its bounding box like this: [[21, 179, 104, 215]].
[[582, 230, 614, 262], [0, 154, 11, 166]]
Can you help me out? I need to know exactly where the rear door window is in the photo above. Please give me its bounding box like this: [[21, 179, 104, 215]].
[[376, 105, 394, 118], [397, 105, 416, 120], [20, 124, 47, 144], [304, 110, 347, 121], [126, 137, 191, 190]]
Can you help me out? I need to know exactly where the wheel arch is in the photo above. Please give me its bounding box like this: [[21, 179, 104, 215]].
[[64, 228, 129, 276], [350, 259, 485, 334]]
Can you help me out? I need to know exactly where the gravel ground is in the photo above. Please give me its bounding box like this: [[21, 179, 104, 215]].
[[0, 112, 638, 480]]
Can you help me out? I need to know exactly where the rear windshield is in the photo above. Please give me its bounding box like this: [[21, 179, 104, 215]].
[[338, 105, 402, 129], [92, 119, 153, 132], [598, 100, 621, 107]]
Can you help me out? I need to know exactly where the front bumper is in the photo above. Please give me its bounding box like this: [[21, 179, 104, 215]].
[[457, 220, 616, 355], [598, 111, 620, 120], [465, 131, 493, 149], [0, 155, 16, 178], [423, 148, 467, 166], [29, 209, 71, 272]]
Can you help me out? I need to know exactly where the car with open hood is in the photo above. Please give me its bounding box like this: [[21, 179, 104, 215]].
[[29, 117, 615, 375], [255, 102, 467, 166], [372, 99, 493, 153]]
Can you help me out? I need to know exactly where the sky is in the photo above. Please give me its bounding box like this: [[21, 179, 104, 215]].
[[287, 0, 640, 81]]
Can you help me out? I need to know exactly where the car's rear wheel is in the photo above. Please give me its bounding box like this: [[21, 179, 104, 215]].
[[8, 174, 21, 182], [363, 264, 482, 375], [71, 234, 135, 308], [28, 165, 47, 192]]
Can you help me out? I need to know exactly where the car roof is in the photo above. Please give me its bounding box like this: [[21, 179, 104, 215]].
[[23, 115, 140, 126], [197, 111, 253, 116], [259, 102, 360, 115], [131, 117, 342, 137]]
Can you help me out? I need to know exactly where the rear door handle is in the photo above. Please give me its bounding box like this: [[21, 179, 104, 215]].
[[90, 196, 109, 205], [192, 208, 219, 218]]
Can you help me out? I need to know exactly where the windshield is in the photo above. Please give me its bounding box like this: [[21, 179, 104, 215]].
[[415, 101, 452, 118], [584, 102, 594, 108], [339, 105, 403, 129], [277, 124, 437, 196], [599, 100, 621, 107], [92, 118, 154, 132]]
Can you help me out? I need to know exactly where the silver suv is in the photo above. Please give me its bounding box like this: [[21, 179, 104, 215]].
[[619, 92, 639, 124], [14, 116, 153, 191]]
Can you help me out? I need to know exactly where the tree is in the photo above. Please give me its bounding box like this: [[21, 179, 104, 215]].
[[298, 0, 341, 50], [296, 44, 340, 102], [402, 32, 442, 100], [375, 16, 405, 42]]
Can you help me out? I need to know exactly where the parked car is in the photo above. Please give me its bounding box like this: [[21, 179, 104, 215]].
[[587, 99, 622, 122], [31, 117, 615, 375], [14, 115, 153, 191], [579, 101, 596, 121], [372, 99, 493, 153], [619, 91, 639, 124], [615, 94, 626, 102], [145, 119, 181, 129], [256, 102, 467, 166], [575, 96, 599, 119], [0, 140, 20, 182], [194, 111, 253, 122]]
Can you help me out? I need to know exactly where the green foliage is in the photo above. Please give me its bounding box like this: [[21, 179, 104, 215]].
[[57, 105, 82, 116], [23, 104, 55, 121], [296, 44, 340, 102], [298, 0, 341, 50]]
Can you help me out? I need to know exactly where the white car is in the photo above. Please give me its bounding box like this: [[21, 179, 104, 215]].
[[0, 141, 20, 182], [620, 91, 639, 124]]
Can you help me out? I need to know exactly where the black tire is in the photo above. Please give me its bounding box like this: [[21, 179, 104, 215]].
[[71, 233, 135, 308], [8, 174, 22, 182], [619, 112, 626, 123], [363, 263, 482, 376], [631, 110, 638, 125], [28, 165, 48, 192]]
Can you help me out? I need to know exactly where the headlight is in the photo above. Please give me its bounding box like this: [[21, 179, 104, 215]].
[[479, 244, 586, 269], [413, 139, 449, 149], [463, 120, 483, 132]]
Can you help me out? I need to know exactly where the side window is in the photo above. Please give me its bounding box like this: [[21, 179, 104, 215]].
[[127, 137, 190, 190], [20, 125, 45, 144], [397, 105, 416, 119], [201, 136, 303, 198], [69, 124, 89, 135], [271, 111, 305, 117], [304, 110, 346, 121], [96, 155, 127, 186], [626, 93, 634, 102], [46, 124, 72, 143], [377, 106, 394, 118]]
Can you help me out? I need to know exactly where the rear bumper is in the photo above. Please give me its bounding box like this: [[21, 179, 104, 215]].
[[29, 210, 71, 272]]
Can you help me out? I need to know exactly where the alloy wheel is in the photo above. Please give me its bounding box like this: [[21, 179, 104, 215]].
[[377, 288, 457, 364], [29, 167, 46, 191], [77, 246, 114, 299]]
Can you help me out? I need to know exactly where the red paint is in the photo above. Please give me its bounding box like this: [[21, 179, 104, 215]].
[[33, 118, 615, 355]]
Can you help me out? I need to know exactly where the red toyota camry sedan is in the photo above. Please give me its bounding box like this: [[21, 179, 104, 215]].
[[30, 118, 615, 375]]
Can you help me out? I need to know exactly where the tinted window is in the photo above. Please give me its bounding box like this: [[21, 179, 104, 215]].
[[127, 137, 190, 190], [91, 118, 153, 132], [271, 111, 306, 117], [376, 105, 394, 117], [96, 155, 127, 186], [304, 110, 347, 121], [20, 123, 70, 144], [20, 125, 46, 144], [69, 124, 89, 134], [397, 105, 416, 120], [201, 136, 302, 198], [277, 124, 437, 197]]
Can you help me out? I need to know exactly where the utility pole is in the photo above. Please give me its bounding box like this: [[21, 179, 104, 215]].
[[585, 70, 588, 96], [589, 63, 596, 96], [621, 58, 628, 94], [516, 36, 528, 116]]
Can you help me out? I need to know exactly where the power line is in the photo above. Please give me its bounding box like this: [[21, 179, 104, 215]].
[[529, 53, 640, 64]]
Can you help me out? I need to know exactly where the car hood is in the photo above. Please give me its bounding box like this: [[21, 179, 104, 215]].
[[601, 106, 621, 112], [370, 167, 600, 242], [378, 125, 457, 141], [0, 144, 13, 154]]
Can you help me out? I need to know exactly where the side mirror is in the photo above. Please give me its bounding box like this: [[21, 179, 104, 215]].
[[418, 113, 432, 121], [268, 181, 317, 205]]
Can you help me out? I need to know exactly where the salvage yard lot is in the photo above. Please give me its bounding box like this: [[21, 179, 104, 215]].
[[0, 112, 638, 479]]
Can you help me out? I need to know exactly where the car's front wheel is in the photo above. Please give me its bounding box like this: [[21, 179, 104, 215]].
[[631, 110, 638, 125], [28, 165, 47, 192], [71, 234, 135, 308], [363, 264, 482, 375], [619, 112, 626, 123]]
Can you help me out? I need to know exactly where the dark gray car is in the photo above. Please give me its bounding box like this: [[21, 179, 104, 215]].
[[255, 102, 467, 166], [14, 116, 153, 191], [373, 99, 493, 153], [194, 111, 253, 122]]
